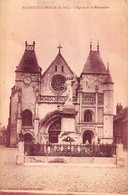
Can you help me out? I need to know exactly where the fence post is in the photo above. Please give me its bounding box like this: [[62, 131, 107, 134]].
[[116, 143, 125, 167], [16, 141, 25, 165]]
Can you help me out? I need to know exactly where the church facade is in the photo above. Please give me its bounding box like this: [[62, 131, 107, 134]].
[[8, 41, 114, 147]]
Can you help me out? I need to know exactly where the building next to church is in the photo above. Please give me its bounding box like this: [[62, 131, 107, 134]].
[[113, 104, 127, 150], [7, 41, 114, 147]]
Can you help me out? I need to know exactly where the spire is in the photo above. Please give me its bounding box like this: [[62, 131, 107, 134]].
[[103, 62, 114, 84], [90, 39, 92, 51], [82, 42, 107, 74], [57, 45, 62, 54], [97, 40, 99, 52]]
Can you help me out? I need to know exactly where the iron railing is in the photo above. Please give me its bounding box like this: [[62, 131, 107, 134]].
[[24, 143, 116, 157]]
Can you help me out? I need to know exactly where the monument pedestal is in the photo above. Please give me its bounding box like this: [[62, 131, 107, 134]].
[[16, 141, 25, 165], [59, 103, 80, 144], [116, 143, 125, 167], [16, 155, 25, 165]]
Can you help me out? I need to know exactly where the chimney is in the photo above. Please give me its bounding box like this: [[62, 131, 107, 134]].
[[116, 103, 123, 114]]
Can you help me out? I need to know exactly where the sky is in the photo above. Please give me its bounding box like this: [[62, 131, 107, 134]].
[[0, 0, 128, 126]]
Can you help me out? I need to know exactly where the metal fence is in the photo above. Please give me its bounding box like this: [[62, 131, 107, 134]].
[[24, 143, 116, 157]]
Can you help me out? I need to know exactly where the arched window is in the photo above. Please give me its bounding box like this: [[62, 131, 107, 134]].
[[84, 110, 92, 122], [83, 130, 93, 144], [22, 109, 32, 126]]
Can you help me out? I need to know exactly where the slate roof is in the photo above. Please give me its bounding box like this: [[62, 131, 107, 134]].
[[103, 68, 114, 84], [16, 48, 41, 73], [82, 51, 107, 74], [114, 106, 128, 121]]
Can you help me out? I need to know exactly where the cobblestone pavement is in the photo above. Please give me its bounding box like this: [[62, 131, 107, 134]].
[[0, 146, 127, 194]]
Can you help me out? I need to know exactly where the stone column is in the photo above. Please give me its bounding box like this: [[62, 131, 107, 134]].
[[95, 86, 98, 123], [16, 89, 22, 143], [34, 117, 39, 143], [116, 143, 125, 167], [34, 89, 39, 143], [95, 86, 99, 144], [16, 141, 25, 165], [78, 86, 83, 123]]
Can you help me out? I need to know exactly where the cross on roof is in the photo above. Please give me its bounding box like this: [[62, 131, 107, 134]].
[[57, 45, 62, 53]]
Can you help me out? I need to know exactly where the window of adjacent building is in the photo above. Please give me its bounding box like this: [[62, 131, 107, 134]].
[[84, 111, 92, 122], [22, 109, 32, 126]]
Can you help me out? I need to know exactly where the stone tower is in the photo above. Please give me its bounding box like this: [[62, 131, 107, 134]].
[[79, 41, 114, 144], [8, 42, 41, 146]]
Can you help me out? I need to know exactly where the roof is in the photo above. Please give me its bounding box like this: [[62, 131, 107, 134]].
[[16, 42, 41, 73], [82, 51, 107, 74], [114, 106, 128, 121], [103, 68, 114, 84]]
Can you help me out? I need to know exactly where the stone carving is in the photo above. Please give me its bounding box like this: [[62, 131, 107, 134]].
[[82, 93, 96, 104], [42, 74, 51, 86], [66, 75, 73, 102], [72, 74, 78, 97], [40, 95, 67, 102], [98, 93, 104, 104], [85, 75, 104, 90]]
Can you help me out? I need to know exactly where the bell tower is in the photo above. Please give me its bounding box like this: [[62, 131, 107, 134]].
[[9, 41, 41, 146], [79, 41, 114, 144]]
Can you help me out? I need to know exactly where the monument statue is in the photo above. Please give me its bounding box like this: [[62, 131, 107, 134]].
[[66, 75, 73, 103], [72, 74, 78, 97]]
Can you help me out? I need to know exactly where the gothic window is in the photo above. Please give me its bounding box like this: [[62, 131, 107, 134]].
[[51, 75, 66, 92], [55, 66, 57, 72], [82, 93, 96, 104], [22, 109, 32, 126], [62, 66, 64, 72], [84, 110, 92, 122], [98, 93, 104, 104]]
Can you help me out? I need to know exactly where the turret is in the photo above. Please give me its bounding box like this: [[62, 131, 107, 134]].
[[15, 41, 41, 73]]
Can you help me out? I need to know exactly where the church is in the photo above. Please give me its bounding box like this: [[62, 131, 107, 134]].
[[8, 41, 114, 147]]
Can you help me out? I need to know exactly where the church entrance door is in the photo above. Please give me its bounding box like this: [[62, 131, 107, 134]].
[[48, 120, 61, 143], [83, 130, 93, 144]]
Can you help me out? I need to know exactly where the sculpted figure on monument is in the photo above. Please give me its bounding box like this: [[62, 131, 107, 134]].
[[72, 74, 78, 97], [66, 75, 73, 102]]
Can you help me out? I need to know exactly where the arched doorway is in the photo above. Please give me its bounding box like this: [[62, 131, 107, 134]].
[[23, 133, 33, 143], [48, 120, 61, 143], [23, 133, 33, 155], [83, 130, 93, 144]]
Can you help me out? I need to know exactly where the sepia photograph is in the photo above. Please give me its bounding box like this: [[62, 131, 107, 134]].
[[0, 0, 127, 194]]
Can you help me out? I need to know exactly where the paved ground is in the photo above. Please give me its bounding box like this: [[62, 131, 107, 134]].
[[0, 146, 127, 195]]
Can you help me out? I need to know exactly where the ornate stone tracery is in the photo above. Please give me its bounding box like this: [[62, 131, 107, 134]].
[[82, 93, 96, 104]]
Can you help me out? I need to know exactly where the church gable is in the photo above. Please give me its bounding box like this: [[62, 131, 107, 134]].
[[41, 46, 74, 95], [41, 47, 74, 78]]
